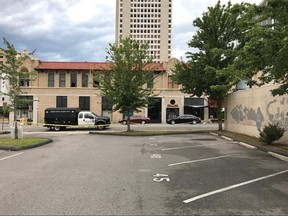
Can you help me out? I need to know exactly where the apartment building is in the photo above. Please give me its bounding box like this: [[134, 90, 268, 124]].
[[116, 0, 172, 62]]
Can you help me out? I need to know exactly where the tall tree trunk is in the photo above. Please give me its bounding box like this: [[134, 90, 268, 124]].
[[127, 116, 131, 132], [1, 113, 4, 130], [14, 104, 18, 139], [217, 99, 223, 131]]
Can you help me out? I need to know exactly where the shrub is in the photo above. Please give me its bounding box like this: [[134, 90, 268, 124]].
[[259, 123, 285, 144]]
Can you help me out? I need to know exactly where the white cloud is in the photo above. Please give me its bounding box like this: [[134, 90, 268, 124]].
[[66, 0, 102, 24], [173, 0, 207, 27], [0, 0, 262, 62]]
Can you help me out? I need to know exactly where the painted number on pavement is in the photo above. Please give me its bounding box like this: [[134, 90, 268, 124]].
[[153, 173, 170, 182], [150, 154, 162, 159]]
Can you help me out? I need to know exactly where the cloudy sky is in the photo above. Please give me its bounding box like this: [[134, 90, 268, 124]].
[[0, 0, 261, 62]]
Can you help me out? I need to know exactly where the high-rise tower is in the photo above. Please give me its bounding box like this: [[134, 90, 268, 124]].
[[116, 0, 172, 62]]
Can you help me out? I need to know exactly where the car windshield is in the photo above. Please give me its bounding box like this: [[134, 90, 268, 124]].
[[92, 112, 98, 117]]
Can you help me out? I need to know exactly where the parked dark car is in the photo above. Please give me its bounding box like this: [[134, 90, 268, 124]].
[[167, 114, 201, 125], [119, 116, 151, 125]]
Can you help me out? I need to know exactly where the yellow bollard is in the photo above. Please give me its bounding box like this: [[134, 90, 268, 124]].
[[24, 117, 28, 125]]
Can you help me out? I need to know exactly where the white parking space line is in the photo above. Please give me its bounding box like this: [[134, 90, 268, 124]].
[[168, 155, 232, 167], [183, 169, 288, 203], [0, 152, 24, 161], [162, 143, 219, 151]]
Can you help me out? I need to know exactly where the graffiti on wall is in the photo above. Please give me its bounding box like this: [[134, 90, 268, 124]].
[[231, 97, 288, 130], [266, 98, 288, 126]]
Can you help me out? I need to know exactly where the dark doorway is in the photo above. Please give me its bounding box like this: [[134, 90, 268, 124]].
[[148, 97, 162, 123], [166, 108, 179, 122], [184, 98, 204, 120], [184, 106, 204, 119]]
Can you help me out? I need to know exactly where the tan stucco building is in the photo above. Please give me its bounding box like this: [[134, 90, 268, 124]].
[[11, 57, 209, 125]]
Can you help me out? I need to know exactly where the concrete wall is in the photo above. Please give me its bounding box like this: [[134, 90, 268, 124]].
[[225, 84, 288, 143]]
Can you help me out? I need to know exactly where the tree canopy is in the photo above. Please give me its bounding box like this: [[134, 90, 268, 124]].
[[234, 0, 288, 96], [173, 1, 252, 130], [97, 37, 156, 131]]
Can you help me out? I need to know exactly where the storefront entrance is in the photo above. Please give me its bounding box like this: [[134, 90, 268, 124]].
[[166, 108, 179, 122], [148, 97, 162, 123], [184, 98, 205, 119], [17, 96, 33, 122]]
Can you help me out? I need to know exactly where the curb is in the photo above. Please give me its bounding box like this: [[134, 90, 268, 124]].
[[0, 139, 53, 151], [209, 132, 288, 162], [221, 135, 234, 141], [268, 152, 288, 162], [238, 142, 257, 150], [89, 130, 206, 136]]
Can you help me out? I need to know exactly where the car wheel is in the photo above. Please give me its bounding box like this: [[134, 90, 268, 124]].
[[97, 124, 105, 130], [122, 121, 127, 125], [54, 126, 61, 131], [171, 120, 176, 125], [192, 120, 197, 125], [141, 120, 146, 125]]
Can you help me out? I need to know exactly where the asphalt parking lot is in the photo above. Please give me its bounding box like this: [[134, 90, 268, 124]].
[[140, 133, 288, 215], [0, 130, 287, 215]]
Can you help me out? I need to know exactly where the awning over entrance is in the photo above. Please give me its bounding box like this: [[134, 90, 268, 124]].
[[208, 99, 224, 108]]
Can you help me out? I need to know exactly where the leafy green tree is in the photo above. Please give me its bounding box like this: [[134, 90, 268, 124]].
[[173, 1, 252, 130], [0, 38, 35, 138], [97, 37, 156, 131], [234, 0, 288, 96]]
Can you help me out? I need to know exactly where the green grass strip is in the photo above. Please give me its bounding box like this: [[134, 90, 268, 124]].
[[0, 137, 49, 147]]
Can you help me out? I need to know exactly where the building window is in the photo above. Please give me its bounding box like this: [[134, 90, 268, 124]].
[[19, 68, 29, 87], [48, 72, 54, 87], [93, 72, 100, 87], [70, 73, 77, 87], [79, 96, 90, 111], [17, 95, 33, 110], [168, 75, 179, 89], [147, 73, 154, 89], [19, 74, 29, 87], [59, 72, 66, 87], [102, 97, 112, 112], [56, 96, 67, 108], [82, 73, 88, 87]]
